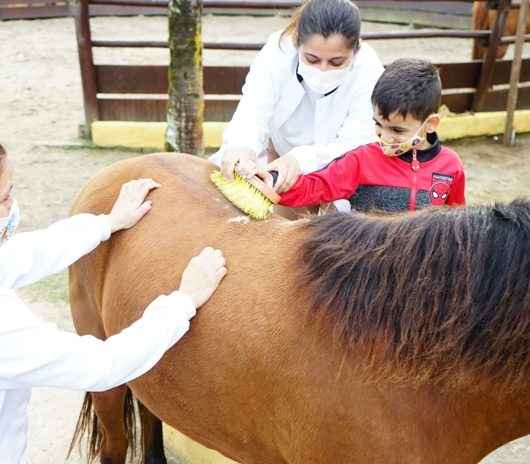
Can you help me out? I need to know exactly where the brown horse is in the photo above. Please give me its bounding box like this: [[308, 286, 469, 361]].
[[472, 1, 530, 59], [68, 153, 530, 464]]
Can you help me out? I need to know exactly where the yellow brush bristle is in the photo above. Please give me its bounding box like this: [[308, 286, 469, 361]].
[[211, 171, 274, 220]]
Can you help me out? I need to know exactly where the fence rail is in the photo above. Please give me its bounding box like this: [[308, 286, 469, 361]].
[[65, 0, 530, 135]]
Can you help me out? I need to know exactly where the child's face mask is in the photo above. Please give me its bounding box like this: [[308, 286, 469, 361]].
[[298, 55, 354, 95], [0, 199, 20, 246], [377, 119, 428, 157]]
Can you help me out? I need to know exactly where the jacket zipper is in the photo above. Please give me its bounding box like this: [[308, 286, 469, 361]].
[[408, 150, 420, 211]]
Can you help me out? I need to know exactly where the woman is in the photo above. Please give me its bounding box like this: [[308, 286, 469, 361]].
[[0, 145, 227, 463], [212, 0, 384, 195]]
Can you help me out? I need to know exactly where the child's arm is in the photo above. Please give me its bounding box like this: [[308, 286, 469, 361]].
[[279, 152, 360, 208], [447, 169, 466, 206]]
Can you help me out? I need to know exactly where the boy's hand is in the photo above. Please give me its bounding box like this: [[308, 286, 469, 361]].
[[267, 154, 301, 193], [221, 146, 258, 180], [109, 179, 160, 233], [179, 247, 227, 308]]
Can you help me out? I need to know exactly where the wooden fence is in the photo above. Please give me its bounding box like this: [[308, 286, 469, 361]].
[[70, 0, 530, 134], [1, 0, 473, 22]]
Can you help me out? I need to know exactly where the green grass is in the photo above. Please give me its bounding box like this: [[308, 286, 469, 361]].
[[19, 271, 69, 305]]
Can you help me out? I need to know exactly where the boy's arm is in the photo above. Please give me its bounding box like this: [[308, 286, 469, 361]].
[[447, 169, 466, 206], [279, 152, 360, 208]]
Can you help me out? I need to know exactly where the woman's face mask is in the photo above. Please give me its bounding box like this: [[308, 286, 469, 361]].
[[298, 54, 354, 95], [0, 199, 20, 245]]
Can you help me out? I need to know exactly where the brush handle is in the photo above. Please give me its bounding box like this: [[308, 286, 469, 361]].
[[247, 174, 281, 204], [269, 170, 279, 187]]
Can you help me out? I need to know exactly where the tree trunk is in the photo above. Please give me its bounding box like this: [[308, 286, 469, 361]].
[[166, 0, 203, 155]]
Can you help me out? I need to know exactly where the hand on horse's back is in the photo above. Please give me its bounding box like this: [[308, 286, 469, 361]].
[[179, 247, 227, 308], [108, 178, 160, 233]]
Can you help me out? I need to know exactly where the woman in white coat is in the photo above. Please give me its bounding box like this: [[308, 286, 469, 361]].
[[0, 146, 227, 463], [213, 0, 384, 194]]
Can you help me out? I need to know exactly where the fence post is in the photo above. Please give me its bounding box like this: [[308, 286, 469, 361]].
[[503, 0, 529, 145], [472, 0, 512, 112], [70, 0, 99, 137]]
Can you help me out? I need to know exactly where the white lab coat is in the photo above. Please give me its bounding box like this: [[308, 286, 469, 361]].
[[0, 214, 196, 463], [210, 30, 384, 174]]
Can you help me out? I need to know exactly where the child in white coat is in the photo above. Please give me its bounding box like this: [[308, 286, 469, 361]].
[[0, 145, 227, 463]]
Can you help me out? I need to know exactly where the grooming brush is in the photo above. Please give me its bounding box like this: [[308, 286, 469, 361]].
[[211, 169, 280, 220]]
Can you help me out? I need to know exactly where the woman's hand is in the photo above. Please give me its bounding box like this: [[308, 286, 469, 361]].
[[109, 179, 160, 233], [179, 247, 227, 308], [221, 146, 258, 180], [267, 154, 301, 193]]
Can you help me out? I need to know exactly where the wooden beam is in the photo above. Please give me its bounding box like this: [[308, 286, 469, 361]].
[[503, 0, 529, 145], [70, 0, 99, 134]]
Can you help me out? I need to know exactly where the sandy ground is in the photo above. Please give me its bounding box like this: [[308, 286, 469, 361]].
[[1, 13, 530, 464]]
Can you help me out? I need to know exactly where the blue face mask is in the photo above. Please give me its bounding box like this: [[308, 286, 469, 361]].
[[0, 199, 20, 246]]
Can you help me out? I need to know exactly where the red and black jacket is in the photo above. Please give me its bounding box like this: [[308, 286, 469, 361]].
[[279, 133, 466, 212]]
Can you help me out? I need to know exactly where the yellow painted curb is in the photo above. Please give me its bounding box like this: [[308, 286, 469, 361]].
[[163, 425, 238, 464], [91, 111, 530, 150], [91, 121, 225, 150], [439, 110, 530, 140]]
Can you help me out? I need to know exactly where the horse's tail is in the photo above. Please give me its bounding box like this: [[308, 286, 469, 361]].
[[67, 387, 140, 463]]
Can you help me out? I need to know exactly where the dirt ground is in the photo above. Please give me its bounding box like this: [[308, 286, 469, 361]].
[[1, 13, 530, 464]]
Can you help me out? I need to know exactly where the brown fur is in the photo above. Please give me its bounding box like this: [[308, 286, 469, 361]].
[[472, 2, 530, 60], [300, 203, 530, 392], [68, 154, 530, 464]]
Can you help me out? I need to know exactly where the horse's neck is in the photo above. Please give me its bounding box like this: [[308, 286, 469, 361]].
[[450, 388, 530, 459]]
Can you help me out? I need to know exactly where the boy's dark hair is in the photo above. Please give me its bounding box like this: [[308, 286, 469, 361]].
[[371, 58, 442, 122]]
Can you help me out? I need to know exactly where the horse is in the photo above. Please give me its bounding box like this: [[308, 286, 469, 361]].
[[67, 153, 530, 464], [472, 1, 530, 60]]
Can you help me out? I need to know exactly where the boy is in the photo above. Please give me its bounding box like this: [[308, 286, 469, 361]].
[[276, 58, 466, 212]]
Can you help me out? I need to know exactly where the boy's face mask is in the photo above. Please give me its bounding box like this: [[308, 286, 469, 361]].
[[377, 119, 429, 157], [0, 199, 20, 246]]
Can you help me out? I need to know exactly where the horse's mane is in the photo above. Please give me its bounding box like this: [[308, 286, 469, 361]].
[[299, 200, 530, 391]]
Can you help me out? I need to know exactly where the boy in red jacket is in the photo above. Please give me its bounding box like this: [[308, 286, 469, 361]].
[[271, 58, 466, 212]]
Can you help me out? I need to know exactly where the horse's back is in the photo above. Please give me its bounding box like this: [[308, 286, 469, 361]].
[[69, 153, 320, 462]]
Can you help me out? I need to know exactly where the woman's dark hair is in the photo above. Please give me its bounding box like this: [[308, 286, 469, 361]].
[[282, 0, 361, 50]]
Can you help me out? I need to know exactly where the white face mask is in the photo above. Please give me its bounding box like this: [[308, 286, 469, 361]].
[[0, 199, 20, 246], [298, 56, 353, 95]]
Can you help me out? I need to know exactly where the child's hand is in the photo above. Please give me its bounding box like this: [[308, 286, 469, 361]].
[[267, 154, 301, 193], [179, 247, 227, 308], [109, 179, 160, 233]]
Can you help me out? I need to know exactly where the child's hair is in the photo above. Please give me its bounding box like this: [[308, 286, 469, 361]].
[[0, 145, 5, 157], [371, 58, 442, 121], [281, 0, 361, 50]]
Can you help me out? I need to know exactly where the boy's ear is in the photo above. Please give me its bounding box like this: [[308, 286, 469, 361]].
[[426, 114, 440, 133]]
